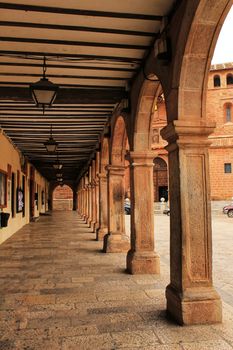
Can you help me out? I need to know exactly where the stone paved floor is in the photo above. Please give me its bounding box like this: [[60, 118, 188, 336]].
[[0, 211, 233, 350]]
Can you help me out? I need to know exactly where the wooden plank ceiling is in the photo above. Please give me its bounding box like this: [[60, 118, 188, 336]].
[[0, 0, 175, 182]]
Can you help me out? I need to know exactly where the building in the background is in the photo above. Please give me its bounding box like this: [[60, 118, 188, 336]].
[[151, 63, 233, 201], [53, 185, 73, 211]]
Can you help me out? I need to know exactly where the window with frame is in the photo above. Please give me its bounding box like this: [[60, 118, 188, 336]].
[[225, 104, 232, 122], [213, 75, 221, 87], [226, 74, 233, 85], [224, 163, 232, 173]]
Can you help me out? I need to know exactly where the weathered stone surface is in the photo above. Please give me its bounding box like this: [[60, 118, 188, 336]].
[[0, 211, 232, 349]]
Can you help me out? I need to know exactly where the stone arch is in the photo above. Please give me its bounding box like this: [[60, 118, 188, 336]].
[[48, 181, 76, 211], [103, 114, 131, 253], [153, 157, 168, 202], [158, 0, 233, 325], [52, 184, 73, 211], [100, 136, 110, 172], [175, 0, 232, 122], [133, 80, 162, 151], [110, 115, 129, 165], [111, 115, 131, 198]]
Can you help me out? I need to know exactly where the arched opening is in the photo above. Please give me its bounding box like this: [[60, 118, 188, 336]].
[[103, 115, 130, 253], [226, 73, 233, 85], [53, 184, 73, 211], [163, 0, 233, 325], [153, 157, 168, 202], [151, 91, 169, 203], [214, 74, 221, 87]]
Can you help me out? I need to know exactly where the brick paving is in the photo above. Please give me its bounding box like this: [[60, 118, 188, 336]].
[[0, 211, 232, 349]]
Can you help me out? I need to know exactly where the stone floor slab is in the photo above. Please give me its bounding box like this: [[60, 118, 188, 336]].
[[0, 212, 232, 349]]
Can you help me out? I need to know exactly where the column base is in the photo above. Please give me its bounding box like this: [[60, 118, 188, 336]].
[[93, 221, 99, 233], [166, 284, 222, 325], [90, 221, 96, 232], [96, 227, 107, 241], [126, 250, 160, 274], [87, 219, 92, 228], [103, 233, 130, 253]]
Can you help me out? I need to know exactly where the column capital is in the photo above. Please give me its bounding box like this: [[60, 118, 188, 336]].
[[106, 164, 126, 176], [130, 151, 156, 167], [97, 172, 107, 179], [161, 120, 216, 148]]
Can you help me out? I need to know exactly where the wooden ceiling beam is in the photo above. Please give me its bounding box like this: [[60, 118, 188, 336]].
[[0, 3, 162, 21], [0, 86, 126, 103]]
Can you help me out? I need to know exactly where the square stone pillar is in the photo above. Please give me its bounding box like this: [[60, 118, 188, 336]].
[[96, 173, 108, 240], [94, 152, 100, 232], [90, 160, 97, 231], [103, 165, 130, 253], [90, 181, 97, 232], [126, 151, 160, 274], [94, 177, 100, 233], [87, 184, 92, 227], [161, 120, 222, 325], [84, 185, 88, 222]]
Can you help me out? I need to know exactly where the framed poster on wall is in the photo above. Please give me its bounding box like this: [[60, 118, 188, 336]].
[[16, 187, 24, 213], [0, 170, 7, 208]]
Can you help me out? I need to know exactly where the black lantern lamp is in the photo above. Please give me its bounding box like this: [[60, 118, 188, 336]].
[[30, 57, 58, 113], [56, 172, 63, 178], [44, 125, 58, 153], [53, 153, 63, 170]]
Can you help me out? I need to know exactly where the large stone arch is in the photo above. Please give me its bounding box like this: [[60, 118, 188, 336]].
[[103, 115, 130, 253], [52, 184, 73, 211], [159, 0, 232, 325], [110, 115, 129, 165], [48, 180, 77, 211], [176, 0, 232, 121]]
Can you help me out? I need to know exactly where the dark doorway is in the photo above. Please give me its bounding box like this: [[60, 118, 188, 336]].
[[11, 172, 15, 217], [29, 180, 34, 220], [22, 175, 25, 217], [159, 186, 168, 202]]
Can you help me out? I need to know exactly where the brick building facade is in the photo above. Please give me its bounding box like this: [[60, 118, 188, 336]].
[[151, 64, 233, 201]]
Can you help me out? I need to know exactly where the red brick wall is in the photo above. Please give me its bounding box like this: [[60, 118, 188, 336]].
[[209, 148, 233, 200], [53, 185, 73, 210], [207, 68, 233, 199]]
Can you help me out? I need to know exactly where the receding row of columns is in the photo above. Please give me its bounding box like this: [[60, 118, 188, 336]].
[[77, 146, 161, 274], [77, 123, 222, 325]]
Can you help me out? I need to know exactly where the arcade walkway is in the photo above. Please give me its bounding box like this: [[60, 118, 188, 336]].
[[0, 212, 233, 350]]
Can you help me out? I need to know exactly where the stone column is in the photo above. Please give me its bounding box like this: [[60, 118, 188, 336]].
[[77, 188, 81, 214], [73, 189, 77, 211], [94, 176, 100, 232], [126, 151, 160, 274], [161, 120, 222, 325], [90, 160, 97, 232], [84, 184, 88, 222], [87, 183, 92, 227], [81, 188, 84, 217], [94, 152, 100, 232], [103, 165, 130, 253], [96, 172, 108, 240]]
